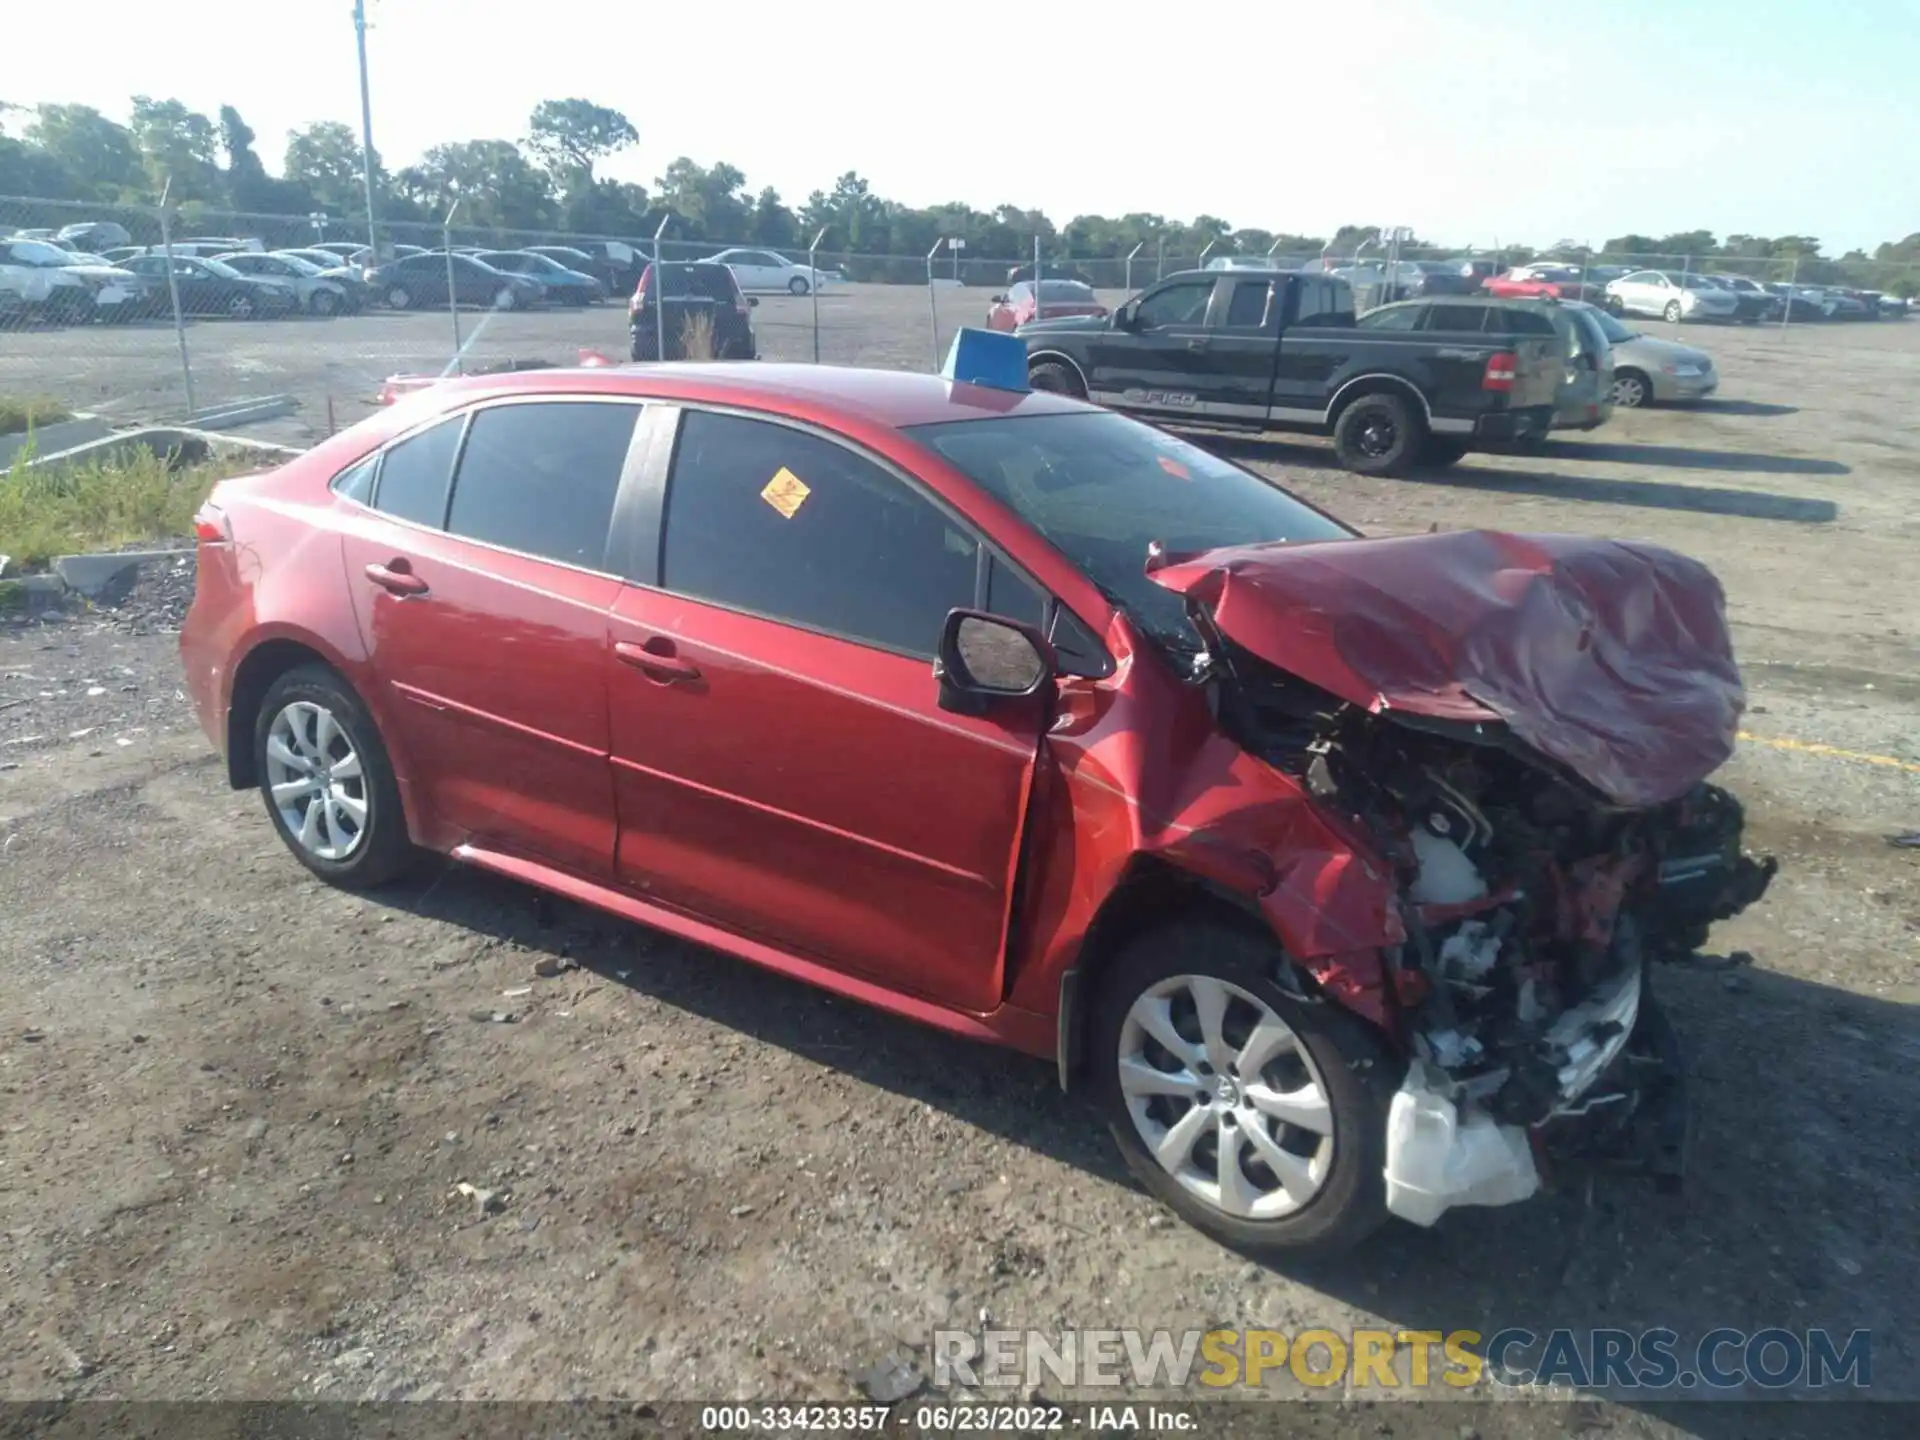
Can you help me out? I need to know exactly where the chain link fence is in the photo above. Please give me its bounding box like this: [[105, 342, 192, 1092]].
[[6, 192, 1916, 441]]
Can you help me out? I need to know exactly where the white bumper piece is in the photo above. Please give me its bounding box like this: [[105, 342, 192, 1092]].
[[1382, 1064, 1539, 1227]]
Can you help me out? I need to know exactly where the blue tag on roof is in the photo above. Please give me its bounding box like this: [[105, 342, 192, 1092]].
[[941, 327, 1030, 393]]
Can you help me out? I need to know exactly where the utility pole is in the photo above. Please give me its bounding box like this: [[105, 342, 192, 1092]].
[[352, 0, 380, 257]]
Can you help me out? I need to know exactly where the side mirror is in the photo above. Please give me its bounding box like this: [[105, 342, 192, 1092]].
[[748, 297, 759, 308], [934, 610, 1054, 715], [1112, 303, 1134, 330]]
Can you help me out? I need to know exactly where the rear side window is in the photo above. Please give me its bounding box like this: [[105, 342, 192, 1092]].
[[445, 401, 639, 569], [1424, 304, 1491, 332], [372, 417, 464, 528], [1489, 308, 1557, 336], [332, 456, 377, 504], [1292, 278, 1355, 327], [1222, 281, 1271, 329], [1359, 304, 1421, 331], [661, 410, 981, 658]]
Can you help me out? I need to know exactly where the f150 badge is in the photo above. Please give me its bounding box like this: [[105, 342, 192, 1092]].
[[1122, 388, 1198, 408]]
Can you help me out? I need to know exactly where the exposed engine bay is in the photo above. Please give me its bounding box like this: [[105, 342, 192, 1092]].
[[1201, 633, 1778, 1221]]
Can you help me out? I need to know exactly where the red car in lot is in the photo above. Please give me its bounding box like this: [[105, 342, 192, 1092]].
[[1482, 264, 1602, 302], [180, 362, 1772, 1254], [985, 279, 1108, 331]]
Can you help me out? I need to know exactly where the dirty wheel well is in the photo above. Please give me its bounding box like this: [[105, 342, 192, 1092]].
[[1328, 376, 1427, 427], [1057, 858, 1276, 1092], [225, 640, 329, 789]]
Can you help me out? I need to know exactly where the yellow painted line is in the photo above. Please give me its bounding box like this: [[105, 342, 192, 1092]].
[[1738, 731, 1920, 775]]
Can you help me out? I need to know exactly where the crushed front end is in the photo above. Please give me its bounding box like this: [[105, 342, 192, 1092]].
[[1150, 530, 1778, 1226]]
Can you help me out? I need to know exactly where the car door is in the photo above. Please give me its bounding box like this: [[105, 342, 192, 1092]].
[[1087, 276, 1216, 418], [1270, 275, 1359, 416], [1202, 277, 1281, 420], [604, 405, 1048, 1013], [337, 397, 644, 878]]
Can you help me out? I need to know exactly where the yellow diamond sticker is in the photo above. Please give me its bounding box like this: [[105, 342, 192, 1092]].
[[760, 466, 811, 519]]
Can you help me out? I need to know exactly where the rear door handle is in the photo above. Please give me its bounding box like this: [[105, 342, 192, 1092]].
[[1185, 338, 1209, 351], [615, 639, 701, 684], [365, 561, 428, 597]]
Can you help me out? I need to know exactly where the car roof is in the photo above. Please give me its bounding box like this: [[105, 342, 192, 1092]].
[[415, 362, 1092, 430]]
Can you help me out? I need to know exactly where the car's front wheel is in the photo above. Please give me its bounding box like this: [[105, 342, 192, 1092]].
[[1663, 300, 1684, 322], [1611, 369, 1651, 408], [788, 275, 809, 296], [255, 664, 414, 889], [1091, 922, 1399, 1255]]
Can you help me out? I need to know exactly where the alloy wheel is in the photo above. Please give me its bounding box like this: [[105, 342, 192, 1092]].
[[1116, 974, 1335, 1220], [264, 700, 369, 862], [1356, 411, 1397, 459], [1612, 374, 1648, 408]]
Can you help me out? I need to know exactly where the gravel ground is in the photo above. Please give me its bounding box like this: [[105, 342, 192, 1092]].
[[0, 302, 1916, 1436]]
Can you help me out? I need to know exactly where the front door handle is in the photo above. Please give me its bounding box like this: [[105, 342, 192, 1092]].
[[615, 639, 701, 684], [1185, 337, 1209, 351], [365, 560, 428, 597]]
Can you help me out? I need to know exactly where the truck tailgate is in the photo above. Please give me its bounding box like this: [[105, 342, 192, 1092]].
[[1510, 338, 1562, 409]]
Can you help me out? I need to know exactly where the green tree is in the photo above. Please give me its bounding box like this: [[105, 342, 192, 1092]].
[[751, 187, 799, 248], [128, 96, 223, 202], [801, 172, 889, 251], [654, 158, 751, 240], [395, 140, 555, 231], [218, 105, 310, 215], [526, 99, 636, 184], [284, 122, 378, 215], [23, 104, 141, 197]]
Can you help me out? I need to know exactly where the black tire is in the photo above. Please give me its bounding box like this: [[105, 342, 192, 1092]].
[[1611, 369, 1651, 409], [1090, 921, 1401, 1256], [1028, 360, 1086, 397], [1605, 296, 1625, 317], [788, 275, 809, 296], [253, 664, 415, 890], [1332, 391, 1424, 477], [1419, 437, 1472, 469]]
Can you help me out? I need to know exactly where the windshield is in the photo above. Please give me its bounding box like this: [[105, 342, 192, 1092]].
[[1590, 307, 1638, 343], [201, 257, 244, 279], [271, 254, 324, 276], [905, 411, 1353, 654], [11, 239, 74, 266]]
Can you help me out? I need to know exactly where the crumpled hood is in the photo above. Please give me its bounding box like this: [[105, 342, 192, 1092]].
[[1148, 529, 1745, 808]]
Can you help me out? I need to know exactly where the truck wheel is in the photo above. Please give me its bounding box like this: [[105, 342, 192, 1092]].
[[1090, 920, 1400, 1255], [1333, 392, 1424, 477], [1418, 437, 1471, 469], [1028, 360, 1086, 398]]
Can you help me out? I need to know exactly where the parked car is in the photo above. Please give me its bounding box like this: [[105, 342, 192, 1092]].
[[1358, 297, 1610, 434], [988, 279, 1108, 331], [0, 237, 141, 323], [1604, 270, 1739, 323], [122, 254, 301, 319], [99, 245, 147, 266], [1699, 275, 1780, 323], [275, 248, 376, 298], [217, 251, 357, 315], [1017, 268, 1563, 475], [1380, 259, 1485, 296], [707, 247, 837, 296], [1825, 288, 1874, 319], [365, 253, 543, 311], [177, 236, 265, 255], [1571, 301, 1717, 407], [477, 250, 606, 306], [1759, 283, 1829, 322], [1206, 255, 1283, 271], [524, 244, 601, 277], [178, 358, 1773, 1255], [532, 238, 648, 294], [1005, 262, 1099, 289], [1482, 264, 1602, 303], [56, 220, 133, 252], [1450, 258, 1503, 288], [628, 261, 756, 360]]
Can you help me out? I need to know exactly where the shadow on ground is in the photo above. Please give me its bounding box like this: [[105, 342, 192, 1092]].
[[381, 861, 1915, 1432], [1188, 433, 1840, 524]]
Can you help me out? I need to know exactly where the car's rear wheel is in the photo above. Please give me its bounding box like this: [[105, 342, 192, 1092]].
[[310, 288, 338, 316], [788, 275, 809, 295], [386, 285, 413, 310], [226, 293, 256, 320], [1091, 922, 1399, 1255], [1606, 295, 1625, 316], [493, 286, 519, 311], [1333, 391, 1424, 477], [254, 665, 414, 889], [1027, 360, 1086, 398], [1663, 300, 1683, 322], [1611, 369, 1651, 408]]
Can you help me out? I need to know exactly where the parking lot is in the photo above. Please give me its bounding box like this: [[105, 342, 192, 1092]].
[[2, 287, 1916, 1434]]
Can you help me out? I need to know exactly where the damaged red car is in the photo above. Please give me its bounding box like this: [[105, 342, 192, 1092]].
[[179, 359, 1774, 1255]]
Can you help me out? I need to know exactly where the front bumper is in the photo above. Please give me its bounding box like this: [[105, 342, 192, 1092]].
[[1656, 368, 1719, 401]]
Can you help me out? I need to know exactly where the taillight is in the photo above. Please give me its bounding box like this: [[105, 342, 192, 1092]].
[[629, 264, 652, 315], [1482, 351, 1518, 391], [192, 502, 231, 546], [735, 288, 751, 317]]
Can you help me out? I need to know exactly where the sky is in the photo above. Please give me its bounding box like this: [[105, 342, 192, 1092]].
[[6, 0, 1917, 253]]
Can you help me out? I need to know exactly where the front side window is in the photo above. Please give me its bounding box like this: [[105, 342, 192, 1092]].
[[372, 417, 464, 529], [446, 402, 639, 569], [908, 410, 1350, 657], [1223, 280, 1271, 329], [1135, 280, 1213, 329], [661, 410, 981, 658]]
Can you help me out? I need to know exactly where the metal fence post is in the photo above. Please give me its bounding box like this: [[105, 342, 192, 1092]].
[[1781, 256, 1798, 333], [653, 215, 672, 362], [926, 239, 944, 367], [442, 201, 463, 371], [1197, 239, 1217, 271], [808, 226, 829, 363], [1125, 241, 1142, 293], [155, 179, 195, 420], [1155, 236, 1165, 282]]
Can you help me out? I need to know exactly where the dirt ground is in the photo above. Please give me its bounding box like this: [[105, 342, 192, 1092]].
[[2, 298, 1916, 1437]]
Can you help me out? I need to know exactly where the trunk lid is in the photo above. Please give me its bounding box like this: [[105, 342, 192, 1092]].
[[1147, 529, 1744, 807]]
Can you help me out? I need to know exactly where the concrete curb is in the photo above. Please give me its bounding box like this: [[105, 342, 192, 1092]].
[[51, 549, 193, 601], [0, 413, 115, 469]]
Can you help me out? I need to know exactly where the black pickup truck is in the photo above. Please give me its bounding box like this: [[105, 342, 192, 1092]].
[[1016, 267, 1562, 475]]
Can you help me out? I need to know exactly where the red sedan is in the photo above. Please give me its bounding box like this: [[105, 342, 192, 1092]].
[[180, 361, 1771, 1254], [985, 279, 1108, 331], [1482, 264, 1601, 302]]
